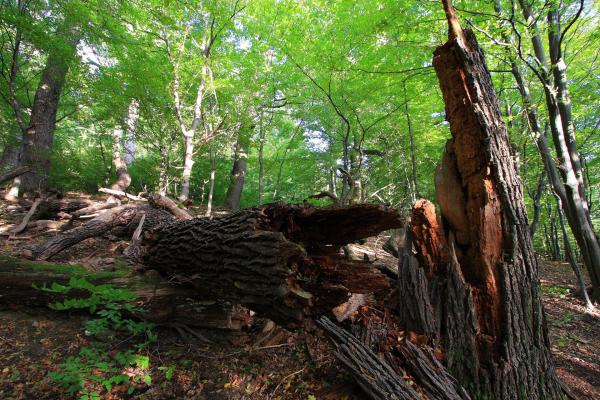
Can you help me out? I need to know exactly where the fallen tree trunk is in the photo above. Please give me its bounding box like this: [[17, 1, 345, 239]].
[[0, 258, 251, 330], [0, 166, 30, 186], [142, 203, 402, 327]]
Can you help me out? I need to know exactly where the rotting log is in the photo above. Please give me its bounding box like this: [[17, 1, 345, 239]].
[[141, 203, 402, 327], [0, 259, 251, 330]]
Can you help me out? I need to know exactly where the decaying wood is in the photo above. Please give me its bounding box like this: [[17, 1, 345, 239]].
[[0, 259, 251, 330], [393, 18, 563, 398], [0, 166, 30, 185], [1, 197, 43, 236], [98, 187, 146, 201], [34, 197, 94, 219], [147, 193, 192, 220], [317, 316, 420, 400], [142, 203, 402, 327], [70, 202, 119, 219], [29, 206, 144, 260], [396, 340, 471, 400]]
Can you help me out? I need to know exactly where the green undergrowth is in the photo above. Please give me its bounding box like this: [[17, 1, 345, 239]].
[[30, 268, 157, 399], [0, 255, 129, 279]]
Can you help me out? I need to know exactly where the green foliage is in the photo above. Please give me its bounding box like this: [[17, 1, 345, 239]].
[[36, 278, 155, 398], [0, 0, 598, 251]]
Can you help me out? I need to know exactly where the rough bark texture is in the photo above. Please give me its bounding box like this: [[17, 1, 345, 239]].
[[142, 203, 402, 327], [225, 129, 249, 211], [109, 126, 131, 194], [18, 23, 81, 194], [317, 317, 420, 400], [0, 260, 251, 330], [402, 28, 563, 399]]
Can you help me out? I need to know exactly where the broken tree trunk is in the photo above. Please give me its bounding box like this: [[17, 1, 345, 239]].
[[397, 7, 563, 398], [141, 203, 402, 327], [0, 259, 251, 330]]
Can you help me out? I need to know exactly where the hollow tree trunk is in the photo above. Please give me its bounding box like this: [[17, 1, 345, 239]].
[[402, 11, 563, 397], [141, 203, 402, 328], [17, 23, 81, 195], [225, 126, 250, 211]]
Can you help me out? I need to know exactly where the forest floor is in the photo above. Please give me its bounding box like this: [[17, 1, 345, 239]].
[[0, 197, 598, 399]]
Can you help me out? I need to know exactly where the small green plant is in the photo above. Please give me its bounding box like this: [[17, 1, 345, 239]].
[[35, 278, 156, 399], [541, 285, 570, 298]]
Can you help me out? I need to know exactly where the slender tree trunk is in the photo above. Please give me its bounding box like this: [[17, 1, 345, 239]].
[[555, 194, 594, 308], [123, 99, 139, 165], [225, 126, 250, 211], [403, 82, 419, 200], [515, 0, 600, 302], [402, 6, 563, 396], [178, 133, 195, 201], [17, 23, 81, 195], [529, 168, 546, 237], [257, 119, 265, 205], [205, 144, 216, 217], [109, 126, 130, 192]]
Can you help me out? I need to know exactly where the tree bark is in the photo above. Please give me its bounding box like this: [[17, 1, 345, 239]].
[[225, 126, 250, 211], [405, 14, 563, 397], [554, 194, 593, 309], [141, 203, 402, 327], [515, 0, 600, 302], [205, 144, 216, 217], [123, 99, 139, 165], [17, 22, 81, 195]]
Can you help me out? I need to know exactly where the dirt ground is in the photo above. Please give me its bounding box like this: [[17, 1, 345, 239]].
[[0, 198, 598, 399]]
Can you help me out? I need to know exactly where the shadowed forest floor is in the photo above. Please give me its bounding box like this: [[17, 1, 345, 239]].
[[0, 199, 598, 399]]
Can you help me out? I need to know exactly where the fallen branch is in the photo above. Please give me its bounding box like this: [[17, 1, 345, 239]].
[[147, 193, 192, 220], [0, 166, 30, 186], [28, 205, 144, 260], [98, 187, 146, 201], [1, 197, 43, 236], [70, 202, 119, 219]]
